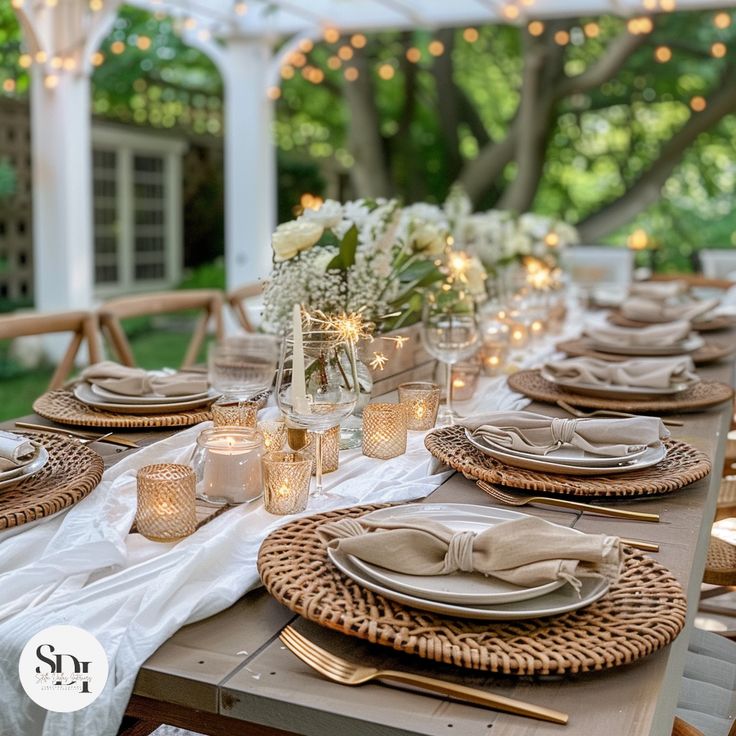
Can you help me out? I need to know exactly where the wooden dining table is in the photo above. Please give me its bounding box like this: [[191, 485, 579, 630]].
[[6, 330, 735, 736]]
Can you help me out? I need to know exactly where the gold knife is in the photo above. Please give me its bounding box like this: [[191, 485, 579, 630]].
[[14, 422, 140, 449]]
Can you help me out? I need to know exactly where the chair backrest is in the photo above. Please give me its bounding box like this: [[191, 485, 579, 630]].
[[227, 282, 264, 333], [561, 246, 634, 289], [97, 290, 224, 369], [0, 310, 102, 390], [698, 249, 736, 280]]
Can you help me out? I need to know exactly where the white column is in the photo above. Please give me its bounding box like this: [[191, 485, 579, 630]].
[[221, 37, 276, 290], [30, 69, 94, 312]]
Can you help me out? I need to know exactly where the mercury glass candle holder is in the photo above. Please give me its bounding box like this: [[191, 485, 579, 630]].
[[397, 382, 441, 431], [211, 398, 258, 429], [480, 342, 508, 376], [508, 322, 529, 349], [258, 419, 287, 452], [450, 362, 481, 401], [135, 464, 197, 543], [262, 450, 312, 515], [305, 425, 340, 475], [362, 403, 408, 459]]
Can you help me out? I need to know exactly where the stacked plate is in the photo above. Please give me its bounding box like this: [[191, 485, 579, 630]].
[[0, 441, 49, 491], [328, 504, 610, 620], [590, 333, 704, 356], [539, 367, 691, 401], [73, 377, 220, 415], [464, 428, 666, 476]]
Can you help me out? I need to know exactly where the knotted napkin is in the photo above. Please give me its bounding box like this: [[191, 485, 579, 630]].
[[629, 280, 688, 301], [586, 320, 692, 348], [81, 361, 208, 397], [621, 297, 718, 324], [462, 410, 668, 457], [0, 430, 35, 471], [543, 356, 699, 390], [319, 515, 620, 593]]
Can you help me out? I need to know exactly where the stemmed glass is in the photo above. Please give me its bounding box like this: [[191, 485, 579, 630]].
[[421, 294, 480, 425], [276, 329, 359, 496]]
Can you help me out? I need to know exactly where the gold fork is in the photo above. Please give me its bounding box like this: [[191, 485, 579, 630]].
[[556, 400, 684, 427], [279, 626, 568, 725], [476, 480, 660, 522]]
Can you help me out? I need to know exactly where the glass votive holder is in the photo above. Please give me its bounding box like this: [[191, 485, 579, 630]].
[[480, 342, 508, 376], [259, 419, 287, 452], [135, 464, 197, 543], [211, 398, 258, 429], [305, 425, 340, 475], [362, 403, 408, 459], [397, 382, 441, 431], [262, 450, 312, 515], [450, 362, 481, 401], [193, 427, 263, 505], [508, 322, 529, 349]]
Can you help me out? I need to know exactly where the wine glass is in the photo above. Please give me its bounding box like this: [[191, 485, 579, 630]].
[[421, 295, 480, 425], [276, 330, 359, 496]]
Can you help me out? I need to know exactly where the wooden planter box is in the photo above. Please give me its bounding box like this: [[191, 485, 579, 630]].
[[365, 323, 436, 396]]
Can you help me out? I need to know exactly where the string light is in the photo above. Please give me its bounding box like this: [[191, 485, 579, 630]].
[[111, 41, 125, 54], [89, 0, 103, 10], [3, 79, 16, 92], [583, 22, 599, 37], [463, 27, 479, 42], [660, 0, 675, 11], [351, 33, 367, 48], [378, 63, 395, 80], [327, 56, 341, 70], [233, 1, 247, 15], [654, 45, 672, 62], [298, 39, 313, 53], [642, 0, 657, 8], [554, 30, 570, 45], [627, 229, 649, 250], [62, 57, 76, 71], [502, 5, 520, 20], [344, 66, 359, 81], [50, 56, 63, 69], [280, 64, 295, 78], [528, 20, 545, 36], [338, 45, 353, 60], [428, 40, 445, 56], [266, 86, 281, 100], [136, 36, 151, 50], [406, 47, 421, 62], [35, 51, 48, 63], [183, 16, 197, 30], [323, 27, 340, 43], [714, 12, 731, 28], [19, 54, 32, 68], [290, 52, 307, 67], [91, 51, 105, 66], [627, 17, 653, 34], [711, 42, 727, 58], [44, 74, 59, 89], [690, 96, 706, 112], [11, 0, 23, 8]]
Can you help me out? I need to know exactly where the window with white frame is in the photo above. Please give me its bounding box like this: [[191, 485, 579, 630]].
[[91, 126, 186, 296]]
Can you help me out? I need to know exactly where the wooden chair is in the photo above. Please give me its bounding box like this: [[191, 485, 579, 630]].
[[0, 310, 101, 390], [227, 282, 264, 333], [98, 290, 224, 369]]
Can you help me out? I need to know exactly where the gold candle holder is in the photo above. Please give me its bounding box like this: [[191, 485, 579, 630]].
[[398, 382, 441, 431], [362, 403, 407, 459], [259, 419, 287, 452], [450, 362, 481, 401], [262, 450, 312, 515], [211, 398, 258, 428], [480, 342, 508, 376], [305, 425, 340, 475], [135, 464, 197, 543]]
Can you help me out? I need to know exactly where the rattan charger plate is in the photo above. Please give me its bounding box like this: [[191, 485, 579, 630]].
[[258, 504, 687, 676], [0, 433, 104, 531], [32, 388, 269, 429], [424, 426, 710, 497], [508, 369, 734, 414], [556, 337, 735, 366], [608, 311, 736, 332]]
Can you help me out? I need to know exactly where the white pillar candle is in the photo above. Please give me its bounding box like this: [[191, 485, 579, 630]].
[[199, 431, 263, 504], [291, 304, 309, 414]]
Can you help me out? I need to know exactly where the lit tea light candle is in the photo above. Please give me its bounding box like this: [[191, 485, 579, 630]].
[[362, 403, 408, 459], [195, 427, 263, 505], [450, 362, 481, 401], [262, 450, 312, 515], [135, 464, 197, 543], [480, 342, 507, 376], [258, 419, 286, 452], [305, 425, 340, 475], [509, 323, 529, 348], [530, 319, 546, 338]]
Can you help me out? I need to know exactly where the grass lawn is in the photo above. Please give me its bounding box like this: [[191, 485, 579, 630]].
[[0, 327, 205, 422]]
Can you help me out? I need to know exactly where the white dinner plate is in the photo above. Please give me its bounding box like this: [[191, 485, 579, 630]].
[[590, 334, 704, 356], [465, 431, 667, 476], [463, 428, 648, 468], [327, 504, 610, 620], [0, 441, 45, 481], [347, 505, 566, 605], [74, 383, 220, 415], [90, 382, 210, 405], [539, 368, 693, 400], [0, 444, 49, 491]]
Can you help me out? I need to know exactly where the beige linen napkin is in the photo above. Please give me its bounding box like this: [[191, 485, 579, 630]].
[[0, 430, 35, 471], [461, 410, 669, 457], [585, 320, 692, 348], [319, 515, 620, 593], [621, 297, 718, 324], [629, 281, 688, 301], [543, 356, 699, 389], [81, 361, 208, 397]]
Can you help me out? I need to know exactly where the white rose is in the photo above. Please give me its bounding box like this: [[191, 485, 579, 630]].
[[301, 199, 343, 229], [272, 221, 324, 262], [411, 224, 446, 255], [465, 256, 487, 297]]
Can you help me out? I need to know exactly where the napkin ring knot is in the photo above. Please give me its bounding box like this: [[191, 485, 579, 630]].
[[551, 417, 578, 447], [442, 531, 476, 574]]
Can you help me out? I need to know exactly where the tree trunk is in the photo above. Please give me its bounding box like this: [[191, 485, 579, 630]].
[[432, 28, 463, 182]]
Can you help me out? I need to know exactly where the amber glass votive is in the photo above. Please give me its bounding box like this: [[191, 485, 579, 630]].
[[305, 425, 340, 475], [211, 398, 258, 428], [398, 382, 441, 431], [259, 419, 287, 452], [362, 403, 408, 459], [262, 451, 312, 515], [135, 464, 197, 543]]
